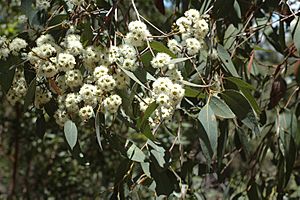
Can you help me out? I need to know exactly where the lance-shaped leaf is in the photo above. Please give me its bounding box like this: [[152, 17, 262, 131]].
[[198, 103, 218, 155], [150, 41, 176, 58], [220, 90, 259, 134], [217, 44, 239, 77], [209, 95, 235, 119]]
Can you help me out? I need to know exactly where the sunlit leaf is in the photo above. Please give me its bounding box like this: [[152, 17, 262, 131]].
[[64, 120, 78, 150]]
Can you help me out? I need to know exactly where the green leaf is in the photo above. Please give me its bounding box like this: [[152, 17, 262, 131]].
[[181, 80, 210, 88], [225, 77, 255, 90], [23, 77, 36, 110], [95, 111, 103, 150], [240, 88, 261, 115], [127, 143, 145, 162], [198, 103, 218, 155], [184, 86, 205, 98], [247, 180, 262, 200], [149, 41, 176, 58], [141, 123, 156, 141], [120, 67, 148, 89], [209, 96, 235, 119], [225, 77, 261, 115], [0, 70, 15, 94], [278, 109, 298, 139], [36, 112, 46, 139], [169, 57, 189, 65], [80, 21, 93, 46], [217, 44, 239, 77], [150, 164, 178, 196], [293, 17, 300, 54], [64, 120, 78, 150], [233, 0, 241, 19], [21, 0, 33, 19], [141, 162, 151, 177], [137, 102, 158, 129], [220, 90, 259, 134], [150, 149, 166, 168], [141, 51, 153, 68]]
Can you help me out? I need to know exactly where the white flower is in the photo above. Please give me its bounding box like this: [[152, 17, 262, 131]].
[[36, 34, 55, 46], [139, 97, 154, 112], [97, 74, 116, 92], [63, 34, 83, 56], [169, 83, 185, 103], [193, 18, 209, 39], [35, 86, 52, 108], [184, 9, 200, 23], [65, 69, 83, 88], [108, 46, 120, 64], [151, 53, 172, 69], [113, 70, 130, 89], [65, 93, 80, 113], [156, 93, 170, 107], [54, 109, 69, 127], [79, 84, 97, 106], [167, 39, 182, 54], [39, 61, 58, 78], [79, 105, 94, 121], [120, 44, 137, 59], [36, 0, 51, 10], [6, 69, 27, 105], [57, 53, 76, 72], [83, 46, 98, 69], [152, 77, 173, 95], [31, 44, 56, 60], [102, 94, 122, 113], [93, 65, 109, 79], [166, 69, 183, 83], [125, 21, 151, 47], [9, 38, 27, 54], [122, 58, 137, 71], [185, 38, 202, 56], [176, 17, 192, 33], [156, 106, 173, 120]]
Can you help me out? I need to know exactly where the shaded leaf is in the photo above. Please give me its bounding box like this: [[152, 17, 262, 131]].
[[95, 111, 103, 150], [225, 77, 255, 90], [137, 102, 158, 129], [209, 96, 235, 119], [150, 164, 178, 196], [153, 0, 165, 14], [184, 86, 205, 98], [120, 67, 148, 89], [198, 103, 218, 155], [217, 44, 239, 77], [220, 90, 259, 133], [36, 113, 46, 139], [23, 77, 36, 110], [293, 17, 300, 54]]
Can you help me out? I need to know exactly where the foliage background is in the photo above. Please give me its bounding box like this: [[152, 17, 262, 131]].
[[0, 0, 300, 199]]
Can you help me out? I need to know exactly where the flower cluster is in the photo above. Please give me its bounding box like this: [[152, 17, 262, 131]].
[[0, 36, 10, 60], [2, 8, 208, 131], [125, 21, 151, 47], [168, 9, 209, 56], [139, 76, 185, 127], [6, 69, 27, 105]]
